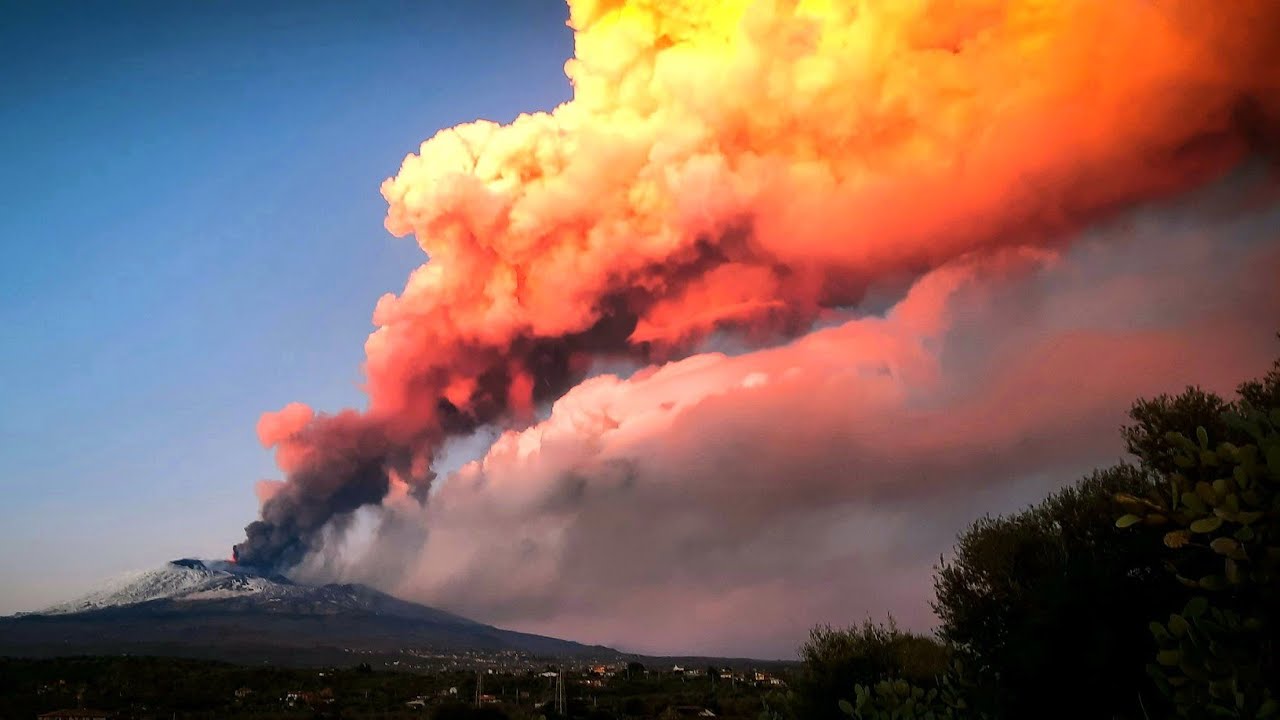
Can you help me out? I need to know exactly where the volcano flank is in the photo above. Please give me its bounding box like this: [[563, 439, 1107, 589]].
[[0, 559, 615, 665]]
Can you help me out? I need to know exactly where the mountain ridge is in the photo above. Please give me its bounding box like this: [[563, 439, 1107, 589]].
[[0, 559, 618, 664]]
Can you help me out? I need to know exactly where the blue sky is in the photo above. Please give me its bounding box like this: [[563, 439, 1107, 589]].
[[0, 0, 573, 613]]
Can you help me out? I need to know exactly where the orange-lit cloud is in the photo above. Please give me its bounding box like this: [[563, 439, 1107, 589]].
[[236, 0, 1280, 583], [306, 193, 1279, 656]]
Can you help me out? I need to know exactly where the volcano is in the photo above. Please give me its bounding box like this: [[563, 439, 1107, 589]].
[[0, 559, 616, 665]]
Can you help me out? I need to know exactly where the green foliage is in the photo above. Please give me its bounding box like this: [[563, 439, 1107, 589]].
[[1237, 346, 1280, 411], [1146, 596, 1277, 719], [1123, 387, 1233, 478], [932, 464, 1174, 718], [789, 346, 1280, 720], [1115, 375, 1280, 718], [791, 619, 949, 720], [0, 655, 791, 720], [836, 660, 986, 720], [845, 679, 941, 720]]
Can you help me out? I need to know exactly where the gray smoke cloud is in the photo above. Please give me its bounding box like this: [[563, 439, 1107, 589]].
[[294, 173, 1280, 657]]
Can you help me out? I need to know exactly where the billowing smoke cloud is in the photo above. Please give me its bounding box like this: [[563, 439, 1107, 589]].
[[235, 0, 1280, 572], [298, 184, 1280, 656]]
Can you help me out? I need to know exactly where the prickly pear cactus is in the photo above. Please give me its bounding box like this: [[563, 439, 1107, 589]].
[[838, 661, 986, 720], [1116, 406, 1280, 718], [1146, 596, 1276, 717]]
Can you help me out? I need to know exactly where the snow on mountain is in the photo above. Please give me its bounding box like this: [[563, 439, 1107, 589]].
[[3, 559, 617, 662], [39, 559, 292, 615], [31, 558, 485, 630]]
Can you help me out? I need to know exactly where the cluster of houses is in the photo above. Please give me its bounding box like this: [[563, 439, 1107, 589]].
[[39, 660, 788, 715], [670, 665, 787, 688], [34, 661, 787, 719], [282, 687, 335, 707]]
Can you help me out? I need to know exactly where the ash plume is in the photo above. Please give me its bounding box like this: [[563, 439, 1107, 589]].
[[235, 0, 1280, 572]]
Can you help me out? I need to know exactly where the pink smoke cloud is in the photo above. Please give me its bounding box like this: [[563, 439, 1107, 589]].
[[301, 182, 1280, 657]]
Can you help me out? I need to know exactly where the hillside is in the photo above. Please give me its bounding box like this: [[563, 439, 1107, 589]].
[[0, 559, 617, 665]]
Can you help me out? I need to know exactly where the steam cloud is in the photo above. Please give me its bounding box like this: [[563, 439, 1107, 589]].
[[235, 0, 1280, 590]]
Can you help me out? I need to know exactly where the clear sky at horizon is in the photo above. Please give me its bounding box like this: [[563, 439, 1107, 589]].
[[0, 0, 574, 614]]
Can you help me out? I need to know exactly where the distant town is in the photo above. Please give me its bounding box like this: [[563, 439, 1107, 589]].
[[3, 653, 796, 719]]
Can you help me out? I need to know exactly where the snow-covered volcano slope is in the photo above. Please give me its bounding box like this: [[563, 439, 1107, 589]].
[[40, 559, 294, 614], [34, 558, 477, 624], [1, 559, 615, 662]]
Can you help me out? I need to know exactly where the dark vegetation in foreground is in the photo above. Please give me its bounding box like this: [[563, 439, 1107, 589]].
[[793, 346, 1280, 720], [6, 346, 1278, 720], [0, 656, 792, 720]]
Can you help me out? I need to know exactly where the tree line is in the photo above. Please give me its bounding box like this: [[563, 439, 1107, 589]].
[[788, 344, 1280, 719]]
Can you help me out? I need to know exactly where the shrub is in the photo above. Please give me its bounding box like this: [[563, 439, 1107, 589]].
[[1115, 365, 1280, 718], [791, 619, 948, 720]]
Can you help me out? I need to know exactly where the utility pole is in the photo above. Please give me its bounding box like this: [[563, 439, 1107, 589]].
[[555, 666, 566, 716]]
